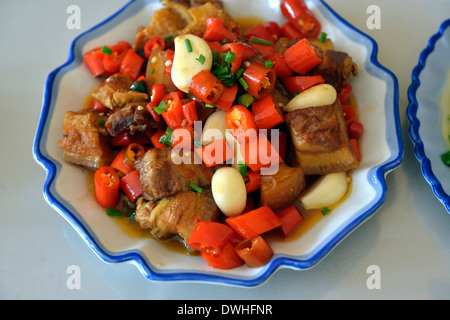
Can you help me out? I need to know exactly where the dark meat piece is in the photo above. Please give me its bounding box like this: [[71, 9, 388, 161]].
[[312, 50, 358, 92], [135, 148, 214, 201], [104, 102, 153, 136], [260, 163, 305, 212], [284, 99, 358, 175], [91, 74, 148, 110], [135, 189, 219, 246], [58, 111, 115, 170]]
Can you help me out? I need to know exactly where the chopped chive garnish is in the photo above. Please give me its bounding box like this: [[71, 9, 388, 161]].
[[319, 32, 328, 43], [151, 68, 155, 75], [293, 91, 300, 97], [212, 51, 219, 62], [164, 34, 174, 40], [159, 127, 174, 148], [99, 119, 106, 126], [441, 151, 450, 166], [130, 80, 147, 93], [101, 45, 113, 55], [205, 104, 216, 108], [153, 100, 167, 114], [185, 38, 193, 52], [107, 208, 126, 217], [250, 37, 273, 46], [264, 59, 274, 69], [224, 51, 236, 63], [221, 39, 228, 45], [235, 68, 244, 79], [321, 207, 331, 215], [196, 54, 206, 64], [189, 183, 203, 193], [194, 140, 204, 148], [238, 162, 248, 178], [239, 77, 249, 91]]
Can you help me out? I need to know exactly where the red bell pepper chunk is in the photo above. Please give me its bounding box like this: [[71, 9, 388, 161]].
[[94, 166, 120, 209], [239, 132, 283, 172], [280, 0, 322, 38], [277, 205, 303, 237], [120, 48, 145, 80], [201, 242, 244, 269], [225, 206, 283, 239], [187, 221, 235, 252], [110, 148, 135, 175], [235, 235, 274, 268], [251, 94, 284, 130], [195, 139, 234, 167], [348, 121, 363, 139], [103, 41, 131, 73], [281, 75, 325, 96], [83, 48, 106, 77], [120, 170, 143, 203], [283, 38, 322, 75]]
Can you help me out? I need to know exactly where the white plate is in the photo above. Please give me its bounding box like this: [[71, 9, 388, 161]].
[[33, 0, 403, 286], [407, 19, 450, 214]]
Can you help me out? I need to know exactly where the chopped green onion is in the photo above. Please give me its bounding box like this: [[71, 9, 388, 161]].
[[238, 162, 248, 178], [319, 32, 328, 43], [99, 119, 106, 126], [264, 59, 274, 69], [212, 51, 219, 62], [224, 51, 236, 63], [221, 39, 228, 45], [189, 183, 203, 193], [185, 38, 193, 52], [194, 140, 204, 148], [238, 93, 255, 108], [153, 100, 167, 115], [101, 45, 113, 55], [321, 207, 331, 215], [250, 37, 273, 46], [235, 68, 245, 79], [239, 77, 249, 91], [159, 127, 174, 148], [130, 80, 147, 93], [164, 34, 174, 40], [106, 208, 126, 217], [205, 104, 216, 108], [196, 54, 206, 65], [151, 68, 155, 75], [293, 91, 300, 97], [441, 151, 450, 166]]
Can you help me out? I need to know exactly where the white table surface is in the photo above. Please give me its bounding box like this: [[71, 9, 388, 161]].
[[2, 0, 450, 300]]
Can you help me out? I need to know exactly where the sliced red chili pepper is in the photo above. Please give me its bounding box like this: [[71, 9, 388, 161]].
[[251, 94, 284, 130], [215, 83, 238, 112], [110, 130, 133, 147], [120, 48, 145, 80], [182, 101, 198, 125], [264, 53, 293, 78], [280, 0, 322, 38], [150, 129, 168, 149], [123, 143, 145, 168], [83, 47, 106, 77], [150, 83, 166, 104], [234, 235, 274, 268], [281, 75, 325, 96], [276, 205, 303, 237], [239, 132, 283, 172], [144, 36, 165, 59], [280, 22, 304, 39], [225, 105, 258, 143], [242, 61, 276, 100], [94, 166, 120, 208], [348, 121, 363, 139], [201, 242, 244, 270], [283, 38, 322, 75], [338, 83, 352, 105], [189, 70, 224, 105], [89, 98, 109, 113], [263, 21, 282, 41], [120, 170, 142, 203], [342, 105, 356, 127], [187, 221, 235, 253], [350, 138, 360, 161], [103, 41, 131, 73], [165, 49, 175, 75], [145, 101, 162, 122], [161, 92, 184, 128], [244, 170, 261, 194], [244, 23, 273, 42], [203, 18, 237, 43]]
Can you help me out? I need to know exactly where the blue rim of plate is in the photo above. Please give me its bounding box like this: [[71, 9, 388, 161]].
[[407, 19, 450, 213], [33, 0, 403, 286]]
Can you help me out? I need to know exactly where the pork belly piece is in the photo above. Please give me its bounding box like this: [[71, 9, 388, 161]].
[[135, 148, 214, 201], [91, 74, 148, 110], [135, 190, 219, 245], [284, 99, 359, 175], [312, 49, 358, 92], [104, 102, 153, 136], [133, 1, 237, 51], [58, 111, 114, 170], [260, 163, 306, 212]]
